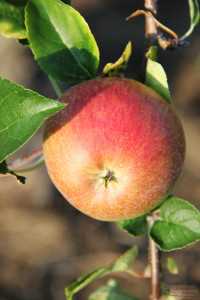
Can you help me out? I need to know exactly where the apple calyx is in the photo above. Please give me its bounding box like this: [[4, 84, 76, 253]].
[[99, 170, 117, 188]]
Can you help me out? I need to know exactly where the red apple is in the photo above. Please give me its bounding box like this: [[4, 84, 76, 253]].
[[43, 78, 185, 221]]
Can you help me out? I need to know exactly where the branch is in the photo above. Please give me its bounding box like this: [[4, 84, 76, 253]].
[[147, 214, 160, 300], [144, 0, 158, 52]]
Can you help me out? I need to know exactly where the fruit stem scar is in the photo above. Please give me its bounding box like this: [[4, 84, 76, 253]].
[[99, 170, 116, 188]]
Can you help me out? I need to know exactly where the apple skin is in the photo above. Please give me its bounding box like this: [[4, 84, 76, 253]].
[[43, 77, 185, 221]]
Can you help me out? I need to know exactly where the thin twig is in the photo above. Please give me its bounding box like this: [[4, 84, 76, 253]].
[[127, 10, 178, 39], [148, 214, 160, 300]]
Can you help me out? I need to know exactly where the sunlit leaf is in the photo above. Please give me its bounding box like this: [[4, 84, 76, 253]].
[[166, 257, 179, 274], [145, 46, 171, 103], [89, 279, 140, 300], [0, 76, 66, 163], [181, 0, 199, 39], [150, 195, 200, 250], [99, 41, 132, 77], [65, 246, 138, 300], [26, 0, 99, 82], [0, 0, 27, 39]]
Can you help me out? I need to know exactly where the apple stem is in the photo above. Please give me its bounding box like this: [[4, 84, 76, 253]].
[[99, 170, 116, 188], [147, 213, 160, 300]]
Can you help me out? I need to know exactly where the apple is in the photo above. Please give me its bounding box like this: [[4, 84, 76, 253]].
[[43, 77, 185, 221]]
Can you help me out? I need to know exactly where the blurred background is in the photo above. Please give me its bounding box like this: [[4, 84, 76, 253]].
[[0, 0, 200, 299]]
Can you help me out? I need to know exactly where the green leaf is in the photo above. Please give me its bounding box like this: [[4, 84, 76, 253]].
[[116, 214, 148, 237], [89, 279, 140, 300], [181, 0, 199, 40], [150, 195, 200, 251], [25, 0, 99, 82], [99, 41, 132, 78], [0, 160, 26, 184], [0, 0, 27, 39], [65, 246, 138, 300], [0, 76, 66, 163], [145, 46, 171, 103], [166, 257, 179, 275], [0, 0, 71, 40]]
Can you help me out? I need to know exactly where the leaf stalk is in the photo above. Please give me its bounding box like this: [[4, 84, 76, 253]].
[[7, 147, 44, 173], [49, 76, 62, 97]]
